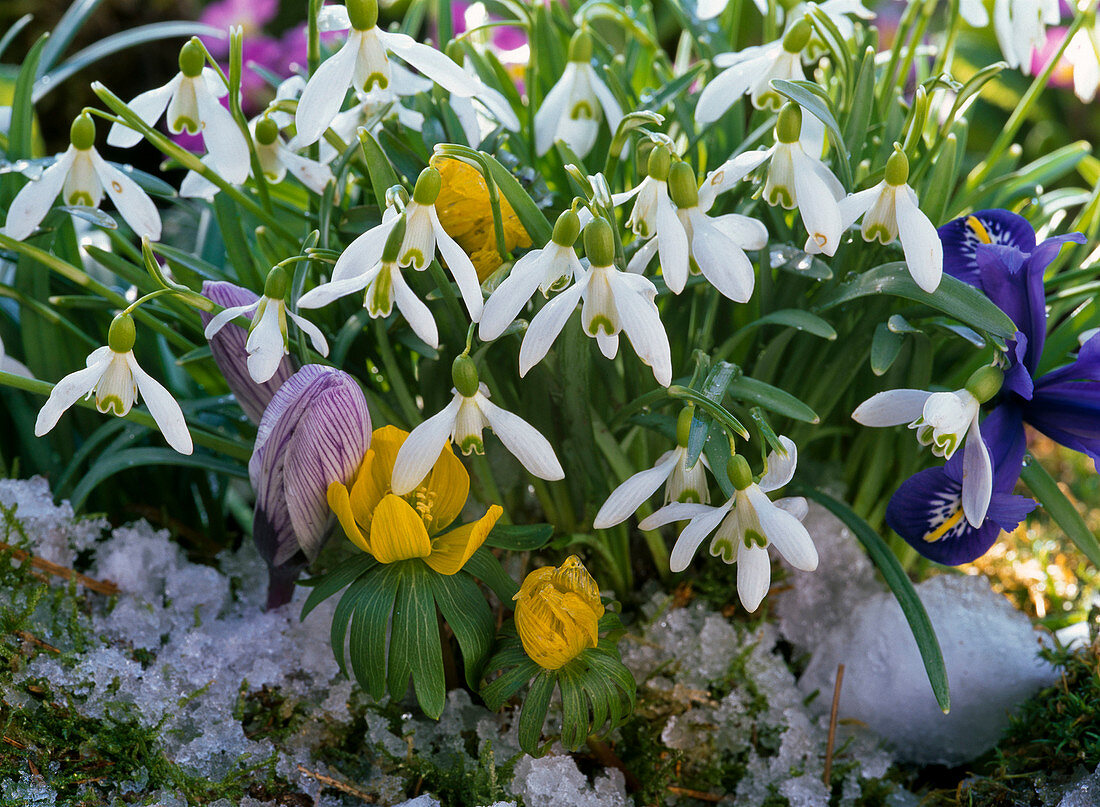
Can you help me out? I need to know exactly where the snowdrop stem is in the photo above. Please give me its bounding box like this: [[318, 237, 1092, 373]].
[[879, 0, 924, 109], [373, 319, 421, 427], [930, 0, 963, 77], [966, 0, 1099, 192], [432, 146, 509, 263], [0, 369, 251, 460], [226, 27, 273, 214]]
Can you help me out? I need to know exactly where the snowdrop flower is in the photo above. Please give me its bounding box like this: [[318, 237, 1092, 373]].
[[994, 0, 1060, 73], [813, 148, 942, 292], [639, 438, 817, 612], [106, 39, 249, 184], [631, 161, 767, 302], [298, 213, 441, 349], [594, 408, 711, 529], [445, 48, 521, 146], [519, 218, 673, 387], [479, 209, 583, 341], [614, 145, 690, 294], [4, 114, 161, 242], [1066, 22, 1100, 102], [852, 366, 1005, 526], [294, 0, 484, 146], [391, 355, 564, 495], [181, 116, 334, 199], [34, 313, 192, 454], [203, 266, 329, 383], [534, 30, 623, 157], [396, 166, 485, 321], [960, 0, 991, 26], [695, 20, 811, 123]]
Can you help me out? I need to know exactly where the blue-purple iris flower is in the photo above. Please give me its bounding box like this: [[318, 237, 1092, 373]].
[[887, 209, 1091, 564], [250, 365, 371, 608]]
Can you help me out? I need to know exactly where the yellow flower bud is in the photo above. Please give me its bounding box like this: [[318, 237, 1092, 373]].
[[514, 555, 605, 670]]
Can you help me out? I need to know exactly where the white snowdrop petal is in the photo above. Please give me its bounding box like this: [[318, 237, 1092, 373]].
[[106, 77, 179, 148], [792, 149, 842, 256], [429, 206, 483, 321], [294, 35, 360, 146], [747, 486, 818, 571], [477, 395, 565, 481], [128, 353, 193, 454], [534, 64, 576, 156], [594, 452, 678, 529], [278, 147, 335, 194], [89, 151, 162, 241], [736, 542, 772, 612], [34, 349, 113, 436], [656, 194, 690, 294], [669, 505, 730, 572], [3, 150, 76, 241], [203, 301, 259, 340], [757, 436, 798, 493], [961, 417, 993, 527], [852, 389, 932, 426], [287, 311, 330, 356], [518, 282, 585, 376], [330, 216, 398, 283], [195, 84, 250, 184], [381, 31, 481, 97], [479, 250, 550, 342], [391, 266, 440, 349], [391, 396, 462, 495], [895, 185, 943, 293]]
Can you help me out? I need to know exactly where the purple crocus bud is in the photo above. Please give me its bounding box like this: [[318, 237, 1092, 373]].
[[249, 365, 371, 609], [200, 281, 295, 424]]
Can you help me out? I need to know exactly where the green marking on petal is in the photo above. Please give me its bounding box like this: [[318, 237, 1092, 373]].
[[96, 395, 126, 416], [459, 435, 485, 455], [365, 73, 389, 91], [711, 536, 736, 563], [744, 529, 767, 549], [586, 315, 615, 336], [173, 116, 200, 135], [67, 192, 95, 207], [570, 100, 595, 120]]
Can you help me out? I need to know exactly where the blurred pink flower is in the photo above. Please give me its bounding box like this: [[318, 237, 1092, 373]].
[[1029, 26, 1075, 89], [200, 0, 280, 57]]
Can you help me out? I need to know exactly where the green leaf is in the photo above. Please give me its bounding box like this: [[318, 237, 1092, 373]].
[[871, 322, 905, 376], [299, 554, 377, 620], [6, 33, 49, 193], [358, 129, 401, 210], [920, 133, 957, 225], [478, 151, 554, 245], [844, 47, 877, 168], [814, 262, 1017, 339], [392, 562, 446, 718], [481, 652, 540, 710], [771, 79, 852, 190], [743, 309, 837, 340], [797, 485, 950, 713], [0, 15, 33, 62], [428, 571, 495, 688], [37, 0, 104, 76], [686, 361, 741, 468], [485, 523, 554, 551], [727, 376, 819, 424], [70, 448, 248, 511], [465, 547, 520, 603], [557, 668, 588, 750], [349, 564, 402, 700], [518, 671, 556, 755], [1020, 459, 1100, 568]]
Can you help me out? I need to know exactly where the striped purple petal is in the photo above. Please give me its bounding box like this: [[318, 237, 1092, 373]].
[[250, 365, 371, 608], [201, 280, 296, 424]]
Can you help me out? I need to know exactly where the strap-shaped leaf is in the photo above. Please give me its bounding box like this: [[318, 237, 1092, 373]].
[[300, 554, 377, 619], [558, 667, 589, 750], [485, 523, 554, 551], [465, 547, 520, 603], [797, 485, 950, 713], [727, 376, 819, 424], [685, 361, 741, 468], [358, 129, 401, 210], [348, 563, 402, 700], [481, 655, 540, 710], [771, 79, 852, 190], [518, 671, 556, 755], [392, 562, 445, 719], [744, 309, 837, 341], [815, 263, 1017, 339], [429, 571, 495, 688], [1021, 458, 1100, 568], [871, 322, 905, 376]]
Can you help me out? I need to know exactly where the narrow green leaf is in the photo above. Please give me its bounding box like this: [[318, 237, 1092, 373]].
[[481, 656, 540, 710], [558, 669, 588, 750], [299, 554, 377, 620], [37, 0, 104, 75], [358, 128, 401, 209], [844, 47, 877, 168], [771, 79, 852, 189], [428, 571, 495, 688], [686, 361, 741, 468], [395, 562, 445, 718], [871, 322, 905, 376], [797, 485, 950, 713], [70, 448, 247, 511], [485, 523, 554, 551], [478, 151, 554, 245], [727, 376, 819, 424], [518, 671, 556, 755], [1020, 458, 1100, 568], [743, 309, 837, 340], [465, 547, 520, 602], [814, 262, 1017, 339], [349, 564, 402, 700]]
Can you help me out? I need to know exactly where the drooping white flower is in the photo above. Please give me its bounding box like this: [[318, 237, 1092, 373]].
[[534, 30, 623, 157], [293, 0, 485, 146], [639, 438, 817, 612], [395, 166, 485, 322], [1066, 22, 1100, 102], [594, 408, 711, 529], [4, 113, 161, 242], [181, 115, 334, 199], [960, 0, 991, 27], [613, 144, 690, 294], [297, 211, 441, 349], [810, 148, 942, 292], [479, 209, 584, 342], [695, 20, 811, 123], [34, 314, 192, 455], [448, 58, 521, 146], [203, 266, 329, 383], [631, 160, 767, 303], [519, 218, 672, 387], [852, 366, 1006, 526], [993, 0, 1060, 74], [391, 357, 564, 495], [106, 40, 249, 184]]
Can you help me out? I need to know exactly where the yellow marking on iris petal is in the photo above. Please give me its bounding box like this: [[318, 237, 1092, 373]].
[[966, 216, 993, 244], [924, 507, 964, 543]]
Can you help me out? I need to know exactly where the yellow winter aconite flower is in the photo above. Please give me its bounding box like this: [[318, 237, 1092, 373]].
[[327, 425, 502, 574], [434, 158, 532, 282], [514, 555, 605, 670]]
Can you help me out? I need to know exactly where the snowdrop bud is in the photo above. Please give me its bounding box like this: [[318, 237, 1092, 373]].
[[647, 145, 671, 181], [107, 313, 137, 353], [452, 354, 480, 398], [776, 103, 802, 144], [568, 30, 594, 63], [885, 147, 909, 187], [70, 113, 96, 150], [583, 218, 615, 267], [551, 209, 581, 247], [668, 162, 699, 209], [179, 39, 206, 78], [782, 18, 812, 52], [264, 265, 290, 300], [347, 0, 379, 30], [413, 167, 442, 205], [727, 454, 753, 491], [255, 117, 279, 146], [964, 365, 1004, 404], [381, 215, 408, 262], [676, 406, 694, 447]]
